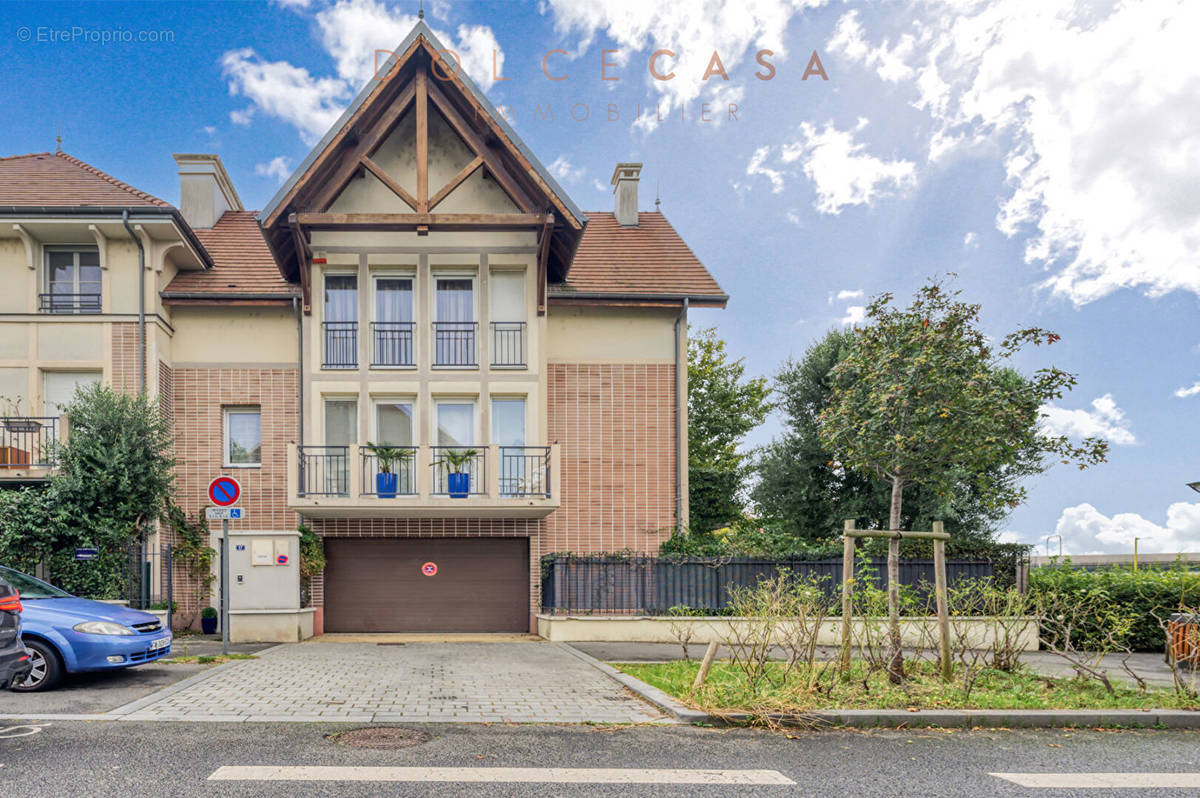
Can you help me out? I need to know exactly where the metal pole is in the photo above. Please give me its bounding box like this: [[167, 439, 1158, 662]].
[[221, 518, 229, 656], [1133, 537, 1139, 571], [165, 543, 173, 635]]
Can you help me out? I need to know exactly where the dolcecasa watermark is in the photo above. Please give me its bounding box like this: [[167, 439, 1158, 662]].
[[375, 46, 829, 124]]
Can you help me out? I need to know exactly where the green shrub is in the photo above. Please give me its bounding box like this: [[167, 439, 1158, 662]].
[[1029, 562, 1200, 651], [201, 606, 218, 619]]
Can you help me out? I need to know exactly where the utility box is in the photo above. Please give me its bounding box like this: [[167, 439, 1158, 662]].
[[225, 530, 315, 643]]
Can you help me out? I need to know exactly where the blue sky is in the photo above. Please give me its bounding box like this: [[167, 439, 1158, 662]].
[[3, 0, 1199, 554]]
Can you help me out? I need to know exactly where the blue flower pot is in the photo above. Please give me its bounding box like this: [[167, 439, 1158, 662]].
[[448, 472, 469, 498], [201, 616, 217, 635], [376, 471, 398, 498]]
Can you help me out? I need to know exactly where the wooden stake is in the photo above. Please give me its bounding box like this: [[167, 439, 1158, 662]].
[[933, 521, 951, 681], [692, 640, 719, 693], [840, 519, 855, 671]]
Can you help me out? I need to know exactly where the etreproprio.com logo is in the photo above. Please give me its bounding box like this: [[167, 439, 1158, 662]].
[[17, 25, 175, 44]]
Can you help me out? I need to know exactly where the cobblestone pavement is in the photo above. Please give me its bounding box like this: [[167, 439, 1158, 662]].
[[109, 641, 667, 724]]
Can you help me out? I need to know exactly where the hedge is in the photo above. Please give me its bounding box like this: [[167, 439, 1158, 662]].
[[1028, 563, 1200, 651]]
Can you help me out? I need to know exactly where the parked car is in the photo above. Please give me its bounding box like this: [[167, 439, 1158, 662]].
[[0, 575, 32, 688], [0, 566, 172, 691]]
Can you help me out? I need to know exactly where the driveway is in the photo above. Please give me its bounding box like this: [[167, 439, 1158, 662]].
[[107, 640, 666, 724]]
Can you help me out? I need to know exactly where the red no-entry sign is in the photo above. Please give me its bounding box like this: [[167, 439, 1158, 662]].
[[208, 476, 241, 507]]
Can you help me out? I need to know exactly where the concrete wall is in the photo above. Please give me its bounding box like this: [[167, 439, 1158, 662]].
[[171, 307, 297, 366]]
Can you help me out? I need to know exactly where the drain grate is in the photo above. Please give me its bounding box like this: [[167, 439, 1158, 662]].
[[376, 642, 407, 646], [327, 727, 432, 749]]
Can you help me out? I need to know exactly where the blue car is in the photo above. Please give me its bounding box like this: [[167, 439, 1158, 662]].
[[0, 566, 172, 691]]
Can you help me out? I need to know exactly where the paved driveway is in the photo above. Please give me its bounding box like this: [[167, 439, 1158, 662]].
[[108, 640, 665, 724]]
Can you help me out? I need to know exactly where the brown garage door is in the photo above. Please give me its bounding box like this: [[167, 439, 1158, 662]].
[[323, 538, 529, 633]]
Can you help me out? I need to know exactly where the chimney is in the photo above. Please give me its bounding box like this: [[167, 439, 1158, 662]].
[[611, 162, 642, 227], [172, 153, 243, 228]]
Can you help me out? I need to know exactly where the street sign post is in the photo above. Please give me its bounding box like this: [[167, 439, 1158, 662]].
[[206, 477, 242, 657], [73, 547, 99, 561]]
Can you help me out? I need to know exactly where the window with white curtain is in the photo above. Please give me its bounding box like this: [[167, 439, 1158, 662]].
[[324, 274, 357, 321], [435, 278, 474, 322]]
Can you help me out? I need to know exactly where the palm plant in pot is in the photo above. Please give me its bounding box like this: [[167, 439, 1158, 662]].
[[365, 442, 414, 498], [434, 448, 478, 498]]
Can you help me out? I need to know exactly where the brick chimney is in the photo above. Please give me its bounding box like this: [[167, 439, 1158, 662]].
[[611, 162, 643, 227], [172, 153, 242, 229]]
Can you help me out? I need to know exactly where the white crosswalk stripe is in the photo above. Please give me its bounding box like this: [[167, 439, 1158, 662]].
[[991, 772, 1200, 788], [208, 766, 795, 785]]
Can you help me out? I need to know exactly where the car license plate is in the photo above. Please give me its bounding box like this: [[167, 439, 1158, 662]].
[[151, 635, 170, 651]]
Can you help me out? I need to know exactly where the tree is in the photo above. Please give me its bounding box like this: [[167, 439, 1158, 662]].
[[0, 383, 176, 596], [754, 329, 1034, 547], [816, 278, 1108, 680], [687, 327, 771, 534]]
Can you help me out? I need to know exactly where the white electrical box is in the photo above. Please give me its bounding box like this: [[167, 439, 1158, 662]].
[[251, 539, 273, 566]]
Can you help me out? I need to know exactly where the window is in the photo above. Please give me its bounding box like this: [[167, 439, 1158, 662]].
[[371, 275, 414, 367], [374, 400, 414, 445], [435, 401, 475, 446], [491, 398, 525, 446], [489, 271, 526, 367], [224, 407, 262, 467], [43, 247, 101, 313], [323, 273, 358, 368], [321, 398, 357, 494], [323, 398, 358, 447], [42, 371, 101, 416], [433, 277, 476, 366]]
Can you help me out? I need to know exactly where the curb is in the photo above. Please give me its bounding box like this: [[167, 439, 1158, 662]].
[[557, 643, 709, 724], [104, 647, 276, 717], [716, 708, 1200, 729]]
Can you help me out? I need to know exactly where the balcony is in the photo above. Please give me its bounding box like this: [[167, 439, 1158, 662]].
[[433, 322, 477, 367], [322, 321, 358, 369], [0, 416, 63, 480], [287, 442, 559, 518], [370, 321, 415, 367], [39, 293, 101, 314], [490, 321, 526, 368]]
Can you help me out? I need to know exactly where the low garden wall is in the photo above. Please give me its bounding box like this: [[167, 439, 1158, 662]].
[[537, 614, 1040, 651]]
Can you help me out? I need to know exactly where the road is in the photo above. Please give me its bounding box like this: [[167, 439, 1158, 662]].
[[2, 721, 1199, 796]]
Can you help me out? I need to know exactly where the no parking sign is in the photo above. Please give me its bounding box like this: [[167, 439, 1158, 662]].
[[422, 562, 438, 577]]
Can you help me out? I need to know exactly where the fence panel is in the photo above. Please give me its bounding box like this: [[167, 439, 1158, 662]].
[[541, 555, 997, 614]]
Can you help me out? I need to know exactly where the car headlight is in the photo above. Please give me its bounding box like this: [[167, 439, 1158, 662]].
[[72, 621, 135, 636]]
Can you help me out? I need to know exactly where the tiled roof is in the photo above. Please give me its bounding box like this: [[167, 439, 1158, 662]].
[[0, 151, 169, 207], [164, 211, 295, 298], [551, 212, 726, 304]]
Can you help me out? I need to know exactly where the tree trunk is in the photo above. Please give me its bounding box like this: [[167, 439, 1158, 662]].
[[887, 475, 904, 684]]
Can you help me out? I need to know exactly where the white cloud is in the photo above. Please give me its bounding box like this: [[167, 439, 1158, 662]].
[[836, 289, 863, 301], [745, 119, 915, 212], [830, 1, 1200, 305], [841, 305, 866, 325], [229, 107, 255, 126], [785, 210, 802, 226], [963, 232, 978, 249], [1175, 381, 1200, 399], [1051, 502, 1200, 555], [221, 0, 504, 144], [1040, 394, 1136, 446], [592, 178, 608, 193], [202, 125, 217, 137], [548, 155, 585, 183], [541, 0, 829, 132], [255, 156, 293, 184], [273, 0, 311, 8]]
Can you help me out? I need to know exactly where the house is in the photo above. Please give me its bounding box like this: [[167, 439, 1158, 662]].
[[0, 21, 725, 638]]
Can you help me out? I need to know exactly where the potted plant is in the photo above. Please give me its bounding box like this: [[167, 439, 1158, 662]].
[[434, 448, 478, 498], [200, 606, 218, 635], [365, 442, 413, 498]]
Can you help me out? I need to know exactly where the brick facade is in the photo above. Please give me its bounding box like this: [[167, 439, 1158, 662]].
[[545, 363, 678, 555], [110, 322, 141, 393]]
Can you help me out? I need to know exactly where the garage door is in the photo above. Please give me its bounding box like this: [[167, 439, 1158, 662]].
[[323, 538, 529, 633]]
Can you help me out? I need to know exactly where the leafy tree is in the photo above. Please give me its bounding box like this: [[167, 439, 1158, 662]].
[[0, 383, 176, 596], [754, 329, 1033, 548], [816, 277, 1108, 679], [687, 327, 771, 534]]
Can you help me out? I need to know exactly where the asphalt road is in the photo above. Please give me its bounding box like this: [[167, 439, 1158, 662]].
[[1, 721, 1199, 796]]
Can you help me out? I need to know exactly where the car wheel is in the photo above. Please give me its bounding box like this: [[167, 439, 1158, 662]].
[[11, 639, 62, 692]]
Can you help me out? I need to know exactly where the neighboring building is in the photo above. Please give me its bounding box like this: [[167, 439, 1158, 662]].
[[0, 21, 725, 638]]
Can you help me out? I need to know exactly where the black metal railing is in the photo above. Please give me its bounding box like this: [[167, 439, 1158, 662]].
[[430, 446, 486, 495], [490, 321, 526, 367], [360, 446, 418, 496], [322, 321, 358, 369], [0, 417, 58, 469], [371, 321, 415, 367], [39, 293, 101, 314], [433, 321, 477, 367], [298, 445, 349, 496], [540, 555, 1000, 614], [499, 446, 549, 497]]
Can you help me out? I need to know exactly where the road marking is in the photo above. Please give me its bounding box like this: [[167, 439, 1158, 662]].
[[209, 766, 794, 785], [992, 773, 1200, 788], [0, 724, 47, 738]]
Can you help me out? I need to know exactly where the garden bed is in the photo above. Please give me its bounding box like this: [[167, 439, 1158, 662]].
[[616, 660, 1200, 713]]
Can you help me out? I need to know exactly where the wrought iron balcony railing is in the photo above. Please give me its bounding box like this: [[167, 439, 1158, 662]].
[[370, 321, 415, 367], [39, 293, 101, 314], [0, 417, 59, 469], [490, 321, 527, 368], [322, 322, 358, 369], [432, 321, 477, 367]]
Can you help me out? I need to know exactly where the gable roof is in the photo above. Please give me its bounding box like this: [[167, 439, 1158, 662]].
[[162, 211, 294, 302], [0, 151, 169, 208], [550, 212, 727, 307], [261, 20, 583, 231]]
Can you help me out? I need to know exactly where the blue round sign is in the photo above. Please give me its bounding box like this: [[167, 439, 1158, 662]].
[[208, 476, 241, 507]]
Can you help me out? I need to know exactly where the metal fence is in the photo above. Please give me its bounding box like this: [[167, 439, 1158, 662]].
[[371, 321, 415, 367], [360, 447, 418, 496], [0, 416, 58, 468], [430, 446, 486, 495], [322, 321, 358, 368], [298, 445, 350, 496], [490, 321, 526, 367], [499, 446, 550, 497], [540, 555, 998, 614], [433, 321, 477, 367]]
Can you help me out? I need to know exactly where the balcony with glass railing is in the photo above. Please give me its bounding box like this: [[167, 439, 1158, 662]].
[[288, 442, 558, 518]]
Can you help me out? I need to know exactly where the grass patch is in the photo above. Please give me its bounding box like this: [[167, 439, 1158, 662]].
[[617, 660, 1200, 712], [162, 653, 257, 665]]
